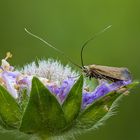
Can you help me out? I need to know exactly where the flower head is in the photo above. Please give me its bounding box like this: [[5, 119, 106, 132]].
[[0, 53, 137, 140]]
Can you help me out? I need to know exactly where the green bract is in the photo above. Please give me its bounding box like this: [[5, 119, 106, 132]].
[[0, 76, 138, 140]]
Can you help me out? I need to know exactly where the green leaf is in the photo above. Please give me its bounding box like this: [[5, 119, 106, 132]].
[[62, 75, 83, 124], [20, 77, 66, 135], [18, 89, 29, 112], [76, 91, 123, 129], [126, 81, 139, 89], [75, 81, 139, 129], [84, 77, 97, 91], [0, 85, 22, 129]]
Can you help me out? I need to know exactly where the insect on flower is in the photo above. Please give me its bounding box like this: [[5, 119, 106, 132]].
[[0, 28, 137, 140], [24, 26, 132, 82]]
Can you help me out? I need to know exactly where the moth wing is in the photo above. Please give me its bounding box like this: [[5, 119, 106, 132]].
[[89, 65, 131, 81]]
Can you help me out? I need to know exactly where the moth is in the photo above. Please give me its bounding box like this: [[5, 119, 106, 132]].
[[82, 65, 131, 82], [24, 26, 132, 82]]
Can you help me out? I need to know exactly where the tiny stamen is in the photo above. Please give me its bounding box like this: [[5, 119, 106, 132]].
[[5, 52, 12, 60], [1, 52, 13, 71]]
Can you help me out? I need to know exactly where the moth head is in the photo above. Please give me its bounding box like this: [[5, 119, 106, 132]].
[[82, 66, 91, 76]]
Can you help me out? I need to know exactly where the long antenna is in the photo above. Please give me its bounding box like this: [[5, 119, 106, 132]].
[[80, 25, 112, 67], [24, 28, 82, 69]]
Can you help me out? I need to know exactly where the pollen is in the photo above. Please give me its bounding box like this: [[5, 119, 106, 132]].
[[0, 77, 5, 86], [123, 91, 130, 96], [104, 105, 109, 112], [14, 84, 20, 90], [0, 69, 3, 73], [117, 87, 127, 94], [84, 86, 90, 92]]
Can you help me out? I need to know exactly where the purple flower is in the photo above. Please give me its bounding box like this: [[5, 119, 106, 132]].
[[47, 77, 131, 108], [0, 56, 132, 109], [1, 71, 19, 98], [0, 66, 131, 108], [82, 80, 131, 108], [48, 77, 75, 103]]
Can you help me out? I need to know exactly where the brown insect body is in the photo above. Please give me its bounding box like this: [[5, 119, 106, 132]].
[[82, 64, 132, 82]]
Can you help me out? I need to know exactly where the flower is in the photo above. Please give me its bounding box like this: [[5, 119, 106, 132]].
[[0, 53, 137, 140]]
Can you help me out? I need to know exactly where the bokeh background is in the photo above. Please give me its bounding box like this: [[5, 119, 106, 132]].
[[0, 0, 140, 140]]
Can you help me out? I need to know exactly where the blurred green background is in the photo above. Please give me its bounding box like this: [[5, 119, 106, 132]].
[[0, 0, 140, 140]]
